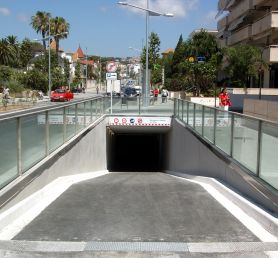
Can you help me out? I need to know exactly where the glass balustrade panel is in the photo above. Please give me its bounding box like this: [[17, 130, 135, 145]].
[[215, 109, 232, 154], [21, 113, 46, 172], [260, 122, 278, 190], [195, 104, 203, 135], [0, 119, 17, 188], [49, 108, 64, 152], [65, 105, 76, 140], [203, 107, 215, 143], [232, 115, 259, 174]]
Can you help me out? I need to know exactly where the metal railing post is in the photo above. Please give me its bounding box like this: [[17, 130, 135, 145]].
[[17, 117, 22, 176], [139, 96, 141, 115], [256, 120, 262, 177], [174, 98, 177, 117], [230, 113, 235, 157], [193, 103, 196, 129], [75, 104, 78, 134], [177, 99, 180, 119], [213, 108, 217, 145], [202, 105, 205, 137], [63, 107, 66, 143], [83, 102, 86, 128], [186, 101, 189, 124], [90, 100, 93, 123], [181, 100, 184, 121], [45, 111, 49, 156]]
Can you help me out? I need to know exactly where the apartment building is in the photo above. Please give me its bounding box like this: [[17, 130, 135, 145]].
[[217, 0, 278, 88]]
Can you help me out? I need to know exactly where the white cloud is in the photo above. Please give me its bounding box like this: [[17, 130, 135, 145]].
[[120, 0, 199, 18], [0, 7, 10, 16], [17, 14, 28, 23]]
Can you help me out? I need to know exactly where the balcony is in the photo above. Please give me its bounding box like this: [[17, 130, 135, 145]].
[[218, 0, 229, 11], [228, 25, 252, 45], [227, 0, 253, 23], [217, 15, 228, 30], [253, 0, 272, 7], [263, 45, 278, 63], [252, 11, 278, 37]]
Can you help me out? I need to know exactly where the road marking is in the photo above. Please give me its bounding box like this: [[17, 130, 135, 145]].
[[169, 174, 278, 243]]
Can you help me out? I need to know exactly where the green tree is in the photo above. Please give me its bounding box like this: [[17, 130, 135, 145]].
[[6, 35, 19, 67], [187, 29, 219, 61], [171, 34, 185, 76], [19, 69, 48, 92], [87, 64, 97, 80], [52, 66, 65, 89], [224, 44, 262, 87], [141, 32, 161, 69], [63, 58, 70, 84], [179, 58, 217, 96], [0, 65, 12, 83], [31, 11, 51, 51], [19, 38, 33, 69], [50, 16, 69, 54], [73, 62, 81, 86], [162, 52, 173, 81], [0, 38, 16, 66]]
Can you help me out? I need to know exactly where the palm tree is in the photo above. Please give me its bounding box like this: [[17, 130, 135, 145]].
[[50, 17, 69, 54], [31, 11, 51, 51], [6, 35, 19, 66], [0, 38, 16, 66]]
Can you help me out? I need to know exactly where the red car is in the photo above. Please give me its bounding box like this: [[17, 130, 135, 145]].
[[51, 89, 74, 102]]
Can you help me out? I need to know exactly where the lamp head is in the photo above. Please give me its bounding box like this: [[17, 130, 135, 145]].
[[118, 1, 128, 5], [164, 13, 174, 17]]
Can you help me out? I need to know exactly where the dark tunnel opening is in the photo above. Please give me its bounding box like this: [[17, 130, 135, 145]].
[[107, 129, 165, 172]]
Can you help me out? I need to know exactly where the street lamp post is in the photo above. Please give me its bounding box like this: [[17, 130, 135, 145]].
[[35, 28, 68, 99], [48, 23, 51, 99], [85, 47, 88, 89], [118, 1, 173, 106]]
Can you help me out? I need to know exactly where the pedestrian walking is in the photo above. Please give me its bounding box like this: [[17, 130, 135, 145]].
[[161, 89, 168, 103], [219, 87, 231, 111]]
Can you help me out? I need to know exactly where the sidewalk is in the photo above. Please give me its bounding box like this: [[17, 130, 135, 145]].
[[0, 103, 34, 113]]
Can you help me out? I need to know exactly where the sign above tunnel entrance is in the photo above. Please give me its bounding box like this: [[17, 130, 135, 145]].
[[109, 116, 171, 127]]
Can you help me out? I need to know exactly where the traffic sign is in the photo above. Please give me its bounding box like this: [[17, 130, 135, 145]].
[[106, 61, 117, 72], [106, 72, 117, 80]]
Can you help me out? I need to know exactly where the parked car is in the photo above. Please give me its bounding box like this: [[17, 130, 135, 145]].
[[72, 87, 82, 93], [51, 89, 74, 102], [123, 87, 138, 99]]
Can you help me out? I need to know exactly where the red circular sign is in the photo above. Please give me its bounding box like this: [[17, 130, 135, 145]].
[[114, 118, 119, 124], [138, 118, 143, 124], [122, 118, 127, 124], [106, 61, 117, 72]]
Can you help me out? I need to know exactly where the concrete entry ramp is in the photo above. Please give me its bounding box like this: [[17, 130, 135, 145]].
[[0, 172, 277, 257], [13, 173, 260, 242]]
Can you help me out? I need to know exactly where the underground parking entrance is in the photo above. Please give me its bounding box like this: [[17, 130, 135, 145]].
[[107, 126, 169, 172]]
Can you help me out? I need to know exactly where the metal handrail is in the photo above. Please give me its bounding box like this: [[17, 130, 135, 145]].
[[0, 96, 103, 121]]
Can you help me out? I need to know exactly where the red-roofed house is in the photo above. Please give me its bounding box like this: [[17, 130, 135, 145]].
[[72, 46, 96, 88]]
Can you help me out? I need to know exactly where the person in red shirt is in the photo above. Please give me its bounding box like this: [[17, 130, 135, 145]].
[[153, 88, 159, 102], [219, 88, 231, 111]]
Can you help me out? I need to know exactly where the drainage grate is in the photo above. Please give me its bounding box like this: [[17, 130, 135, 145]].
[[84, 242, 188, 252], [0, 240, 277, 253]]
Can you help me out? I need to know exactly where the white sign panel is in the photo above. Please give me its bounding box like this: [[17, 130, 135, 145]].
[[109, 116, 171, 127], [106, 72, 117, 80]]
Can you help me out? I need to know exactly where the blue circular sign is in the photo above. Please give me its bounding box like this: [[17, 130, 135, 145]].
[[130, 118, 135, 124]]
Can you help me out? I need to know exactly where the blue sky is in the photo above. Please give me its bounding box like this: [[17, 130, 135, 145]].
[[0, 0, 218, 57]]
